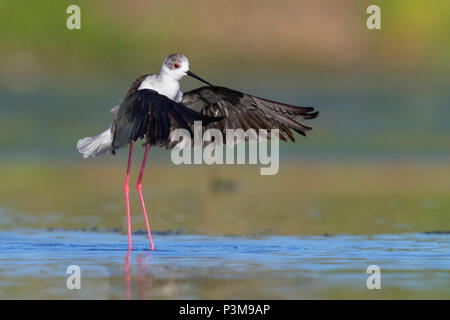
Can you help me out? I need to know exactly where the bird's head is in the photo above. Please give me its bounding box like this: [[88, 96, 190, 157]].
[[161, 53, 213, 86]]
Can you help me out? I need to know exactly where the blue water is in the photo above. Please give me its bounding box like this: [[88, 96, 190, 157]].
[[0, 230, 448, 299]]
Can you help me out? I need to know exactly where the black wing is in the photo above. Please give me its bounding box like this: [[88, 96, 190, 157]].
[[112, 89, 221, 150], [181, 86, 319, 144]]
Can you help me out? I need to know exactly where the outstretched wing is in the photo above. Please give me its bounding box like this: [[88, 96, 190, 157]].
[[111, 89, 221, 150], [181, 86, 319, 144]]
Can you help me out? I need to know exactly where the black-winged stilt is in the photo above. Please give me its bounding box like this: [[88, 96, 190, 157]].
[[77, 53, 318, 251]]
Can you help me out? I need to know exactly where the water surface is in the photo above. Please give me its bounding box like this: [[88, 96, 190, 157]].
[[0, 229, 448, 299]]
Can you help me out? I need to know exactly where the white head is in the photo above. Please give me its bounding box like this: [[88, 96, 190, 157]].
[[160, 53, 213, 86], [161, 53, 189, 80]]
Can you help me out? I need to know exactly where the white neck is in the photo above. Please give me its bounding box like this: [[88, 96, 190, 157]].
[[138, 73, 182, 102]]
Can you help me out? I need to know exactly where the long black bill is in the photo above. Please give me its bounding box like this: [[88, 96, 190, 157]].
[[186, 70, 213, 87]]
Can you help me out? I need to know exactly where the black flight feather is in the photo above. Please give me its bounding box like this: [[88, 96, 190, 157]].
[[181, 86, 319, 145], [112, 89, 223, 150]]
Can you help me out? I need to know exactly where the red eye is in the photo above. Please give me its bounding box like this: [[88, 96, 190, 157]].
[[174, 63, 181, 68]]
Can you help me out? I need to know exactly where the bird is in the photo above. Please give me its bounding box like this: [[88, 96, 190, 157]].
[[77, 53, 319, 251]]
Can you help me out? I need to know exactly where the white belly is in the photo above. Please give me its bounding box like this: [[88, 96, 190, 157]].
[[138, 75, 182, 102]]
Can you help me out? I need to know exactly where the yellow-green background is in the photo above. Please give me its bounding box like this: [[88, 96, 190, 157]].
[[0, 0, 448, 234]]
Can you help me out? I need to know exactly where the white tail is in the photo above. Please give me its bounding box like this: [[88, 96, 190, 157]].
[[77, 127, 113, 158]]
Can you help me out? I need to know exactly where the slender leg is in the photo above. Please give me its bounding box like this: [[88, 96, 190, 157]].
[[136, 143, 155, 250], [124, 142, 134, 251]]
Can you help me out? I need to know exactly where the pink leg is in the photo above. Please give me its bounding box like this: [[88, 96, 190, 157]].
[[124, 142, 134, 251], [136, 143, 155, 251]]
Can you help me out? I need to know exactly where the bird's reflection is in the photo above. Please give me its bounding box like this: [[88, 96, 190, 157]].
[[124, 250, 152, 299], [124, 251, 132, 299]]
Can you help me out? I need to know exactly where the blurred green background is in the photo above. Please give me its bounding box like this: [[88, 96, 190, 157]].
[[0, 0, 449, 235], [1, 0, 449, 159]]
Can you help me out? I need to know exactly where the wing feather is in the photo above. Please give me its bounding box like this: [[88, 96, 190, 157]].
[[112, 89, 222, 150], [181, 86, 319, 145]]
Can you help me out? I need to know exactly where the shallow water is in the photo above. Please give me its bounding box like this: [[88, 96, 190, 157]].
[[0, 229, 448, 299]]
